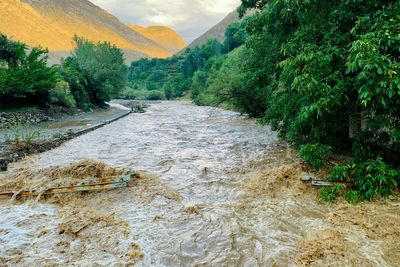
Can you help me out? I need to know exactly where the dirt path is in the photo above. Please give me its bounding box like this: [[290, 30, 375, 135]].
[[0, 101, 399, 266]]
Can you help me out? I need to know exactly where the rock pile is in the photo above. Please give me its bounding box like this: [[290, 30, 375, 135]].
[[0, 110, 50, 127]]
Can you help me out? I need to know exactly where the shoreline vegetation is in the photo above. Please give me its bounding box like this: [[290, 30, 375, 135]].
[[123, 0, 400, 203], [1, 0, 400, 203]]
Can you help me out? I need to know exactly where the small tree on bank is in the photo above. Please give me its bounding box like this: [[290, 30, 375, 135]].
[[0, 34, 57, 108], [61, 36, 128, 109]]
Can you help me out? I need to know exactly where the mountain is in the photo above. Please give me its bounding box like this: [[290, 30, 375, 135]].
[[185, 9, 255, 51], [187, 11, 239, 49], [128, 25, 186, 54], [0, 0, 181, 63]]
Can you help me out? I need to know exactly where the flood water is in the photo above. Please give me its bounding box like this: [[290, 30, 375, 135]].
[[1, 101, 332, 266]]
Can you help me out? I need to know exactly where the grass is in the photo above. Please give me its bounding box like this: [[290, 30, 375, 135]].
[[3, 123, 43, 145]]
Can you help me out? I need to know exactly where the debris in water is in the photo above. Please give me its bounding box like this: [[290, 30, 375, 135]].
[[301, 174, 355, 187], [237, 149, 399, 266], [183, 202, 204, 214], [59, 207, 129, 237], [0, 174, 132, 200], [296, 199, 400, 266], [130, 171, 182, 203], [128, 243, 145, 263], [0, 159, 130, 200], [153, 215, 165, 221], [56, 207, 135, 265]]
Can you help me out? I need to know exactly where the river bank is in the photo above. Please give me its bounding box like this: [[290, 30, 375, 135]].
[[0, 101, 399, 266], [0, 102, 136, 170]]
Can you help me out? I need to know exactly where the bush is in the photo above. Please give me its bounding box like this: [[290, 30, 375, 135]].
[[118, 88, 165, 101], [326, 158, 399, 201], [0, 34, 57, 108], [118, 88, 138, 100], [146, 90, 165, 100], [49, 81, 77, 108], [4, 122, 43, 146], [60, 36, 128, 108], [299, 144, 333, 170], [319, 184, 347, 203]]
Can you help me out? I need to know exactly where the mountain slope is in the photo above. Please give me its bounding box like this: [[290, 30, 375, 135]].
[[128, 25, 186, 54], [185, 9, 255, 50], [0, 0, 172, 62]]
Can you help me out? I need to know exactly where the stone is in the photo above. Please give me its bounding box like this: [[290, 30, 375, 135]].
[[0, 158, 8, 172]]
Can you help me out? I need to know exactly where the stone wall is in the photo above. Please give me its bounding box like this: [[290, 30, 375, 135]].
[[0, 110, 50, 128]]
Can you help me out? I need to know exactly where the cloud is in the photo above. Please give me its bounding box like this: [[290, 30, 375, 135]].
[[89, 0, 241, 43]]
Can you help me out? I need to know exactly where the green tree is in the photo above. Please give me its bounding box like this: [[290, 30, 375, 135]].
[[0, 34, 57, 108], [181, 47, 204, 78], [237, 0, 400, 200], [61, 36, 128, 108], [208, 47, 267, 116], [59, 56, 91, 110], [223, 22, 247, 53], [190, 70, 208, 104]]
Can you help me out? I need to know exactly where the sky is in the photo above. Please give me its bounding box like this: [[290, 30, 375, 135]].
[[89, 0, 241, 43]]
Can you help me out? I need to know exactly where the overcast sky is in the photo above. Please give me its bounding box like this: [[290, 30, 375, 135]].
[[89, 0, 241, 43]]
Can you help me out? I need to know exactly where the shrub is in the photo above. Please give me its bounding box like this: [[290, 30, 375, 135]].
[[319, 184, 347, 203], [118, 88, 138, 100], [146, 90, 165, 100], [299, 144, 333, 170], [326, 158, 399, 201], [0, 34, 57, 108], [4, 123, 43, 145], [49, 81, 77, 108]]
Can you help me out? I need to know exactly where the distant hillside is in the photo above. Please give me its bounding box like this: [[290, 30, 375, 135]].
[[187, 11, 239, 49], [185, 9, 255, 51], [129, 25, 186, 54], [0, 0, 174, 63]]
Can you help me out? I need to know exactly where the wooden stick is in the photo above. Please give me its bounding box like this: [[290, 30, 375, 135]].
[[0, 173, 132, 200], [0, 182, 128, 199]]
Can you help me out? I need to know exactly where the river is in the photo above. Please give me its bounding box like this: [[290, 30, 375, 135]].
[[0, 101, 398, 266]]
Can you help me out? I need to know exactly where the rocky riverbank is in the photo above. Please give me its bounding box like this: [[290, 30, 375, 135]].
[[0, 101, 144, 171], [0, 109, 50, 128]]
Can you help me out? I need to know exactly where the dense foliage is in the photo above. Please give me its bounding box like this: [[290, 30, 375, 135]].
[[60, 37, 128, 109], [235, 0, 400, 201], [0, 35, 127, 111], [0, 34, 57, 108], [126, 0, 400, 202], [123, 22, 248, 102]]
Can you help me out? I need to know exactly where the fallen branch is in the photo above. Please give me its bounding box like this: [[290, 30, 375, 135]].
[[302, 174, 354, 187], [0, 174, 132, 200]]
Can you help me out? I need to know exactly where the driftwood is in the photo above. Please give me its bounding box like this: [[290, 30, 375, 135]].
[[0, 174, 132, 200], [302, 174, 354, 187]]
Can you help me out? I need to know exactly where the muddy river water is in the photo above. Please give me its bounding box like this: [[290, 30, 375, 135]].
[[1, 101, 399, 266]]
